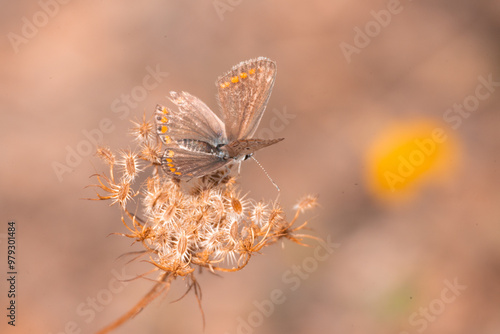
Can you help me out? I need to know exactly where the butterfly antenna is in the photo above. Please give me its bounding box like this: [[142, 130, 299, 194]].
[[250, 156, 280, 192]]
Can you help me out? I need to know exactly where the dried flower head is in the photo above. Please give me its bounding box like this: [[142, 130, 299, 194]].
[[117, 150, 142, 183], [129, 113, 155, 143], [294, 194, 319, 213], [88, 118, 318, 333], [95, 146, 115, 166]]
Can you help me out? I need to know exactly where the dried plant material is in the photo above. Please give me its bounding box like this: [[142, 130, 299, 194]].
[[88, 115, 318, 333]]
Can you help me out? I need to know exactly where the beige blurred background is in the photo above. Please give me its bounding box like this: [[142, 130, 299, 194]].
[[2, 1, 500, 333]]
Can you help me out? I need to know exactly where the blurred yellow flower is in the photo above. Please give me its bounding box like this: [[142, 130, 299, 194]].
[[366, 120, 460, 201]]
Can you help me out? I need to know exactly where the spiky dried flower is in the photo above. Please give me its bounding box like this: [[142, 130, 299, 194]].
[[88, 172, 136, 208], [294, 194, 319, 213], [117, 150, 142, 183], [129, 113, 155, 143], [251, 201, 270, 227], [96, 146, 115, 166], [88, 118, 318, 333], [139, 141, 162, 164]]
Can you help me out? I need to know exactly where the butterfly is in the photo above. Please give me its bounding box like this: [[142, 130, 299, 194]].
[[154, 57, 283, 179]]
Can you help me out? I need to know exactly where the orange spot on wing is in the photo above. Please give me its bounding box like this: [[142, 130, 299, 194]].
[[239, 72, 248, 79], [231, 76, 239, 83], [248, 68, 256, 75], [160, 125, 168, 133]]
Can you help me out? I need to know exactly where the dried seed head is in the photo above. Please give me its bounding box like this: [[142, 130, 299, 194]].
[[251, 202, 269, 227], [224, 175, 237, 189], [118, 150, 142, 183], [226, 192, 249, 220], [204, 191, 225, 224], [200, 225, 225, 253], [175, 230, 190, 262], [232, 197, 242, 215], [161, 203, 179, 223], [294, 195, 319, 213], [196, 188, 215, 207], [140, 142, 162, 164], [110, 181, 133, 208], [268, 205, 285, 226], [96, 146, 115, 166], [228, 219, 240, 244], [130, 114, 155, 143]]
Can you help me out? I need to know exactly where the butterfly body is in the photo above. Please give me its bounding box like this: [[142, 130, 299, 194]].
[[155, 57, 282, 179]]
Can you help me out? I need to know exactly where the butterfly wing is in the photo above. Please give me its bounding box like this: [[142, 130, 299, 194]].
[[216, 57, 277, 142], [155, 91, 230, 178], [160, 141, 230, 179], [155, 91, 227, 147]]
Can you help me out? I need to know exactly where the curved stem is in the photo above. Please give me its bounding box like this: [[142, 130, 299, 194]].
[[95, 272, 174, 334]]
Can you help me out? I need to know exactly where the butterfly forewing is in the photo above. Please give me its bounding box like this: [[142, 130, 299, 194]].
[[224, 138, 285, 158], [217, 57, 277, 142], [155, 91, 226, 147]]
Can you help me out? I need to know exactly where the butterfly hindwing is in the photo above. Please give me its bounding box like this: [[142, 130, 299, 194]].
[[216, 57, 277, 142], [161, 141, 230, 179]]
